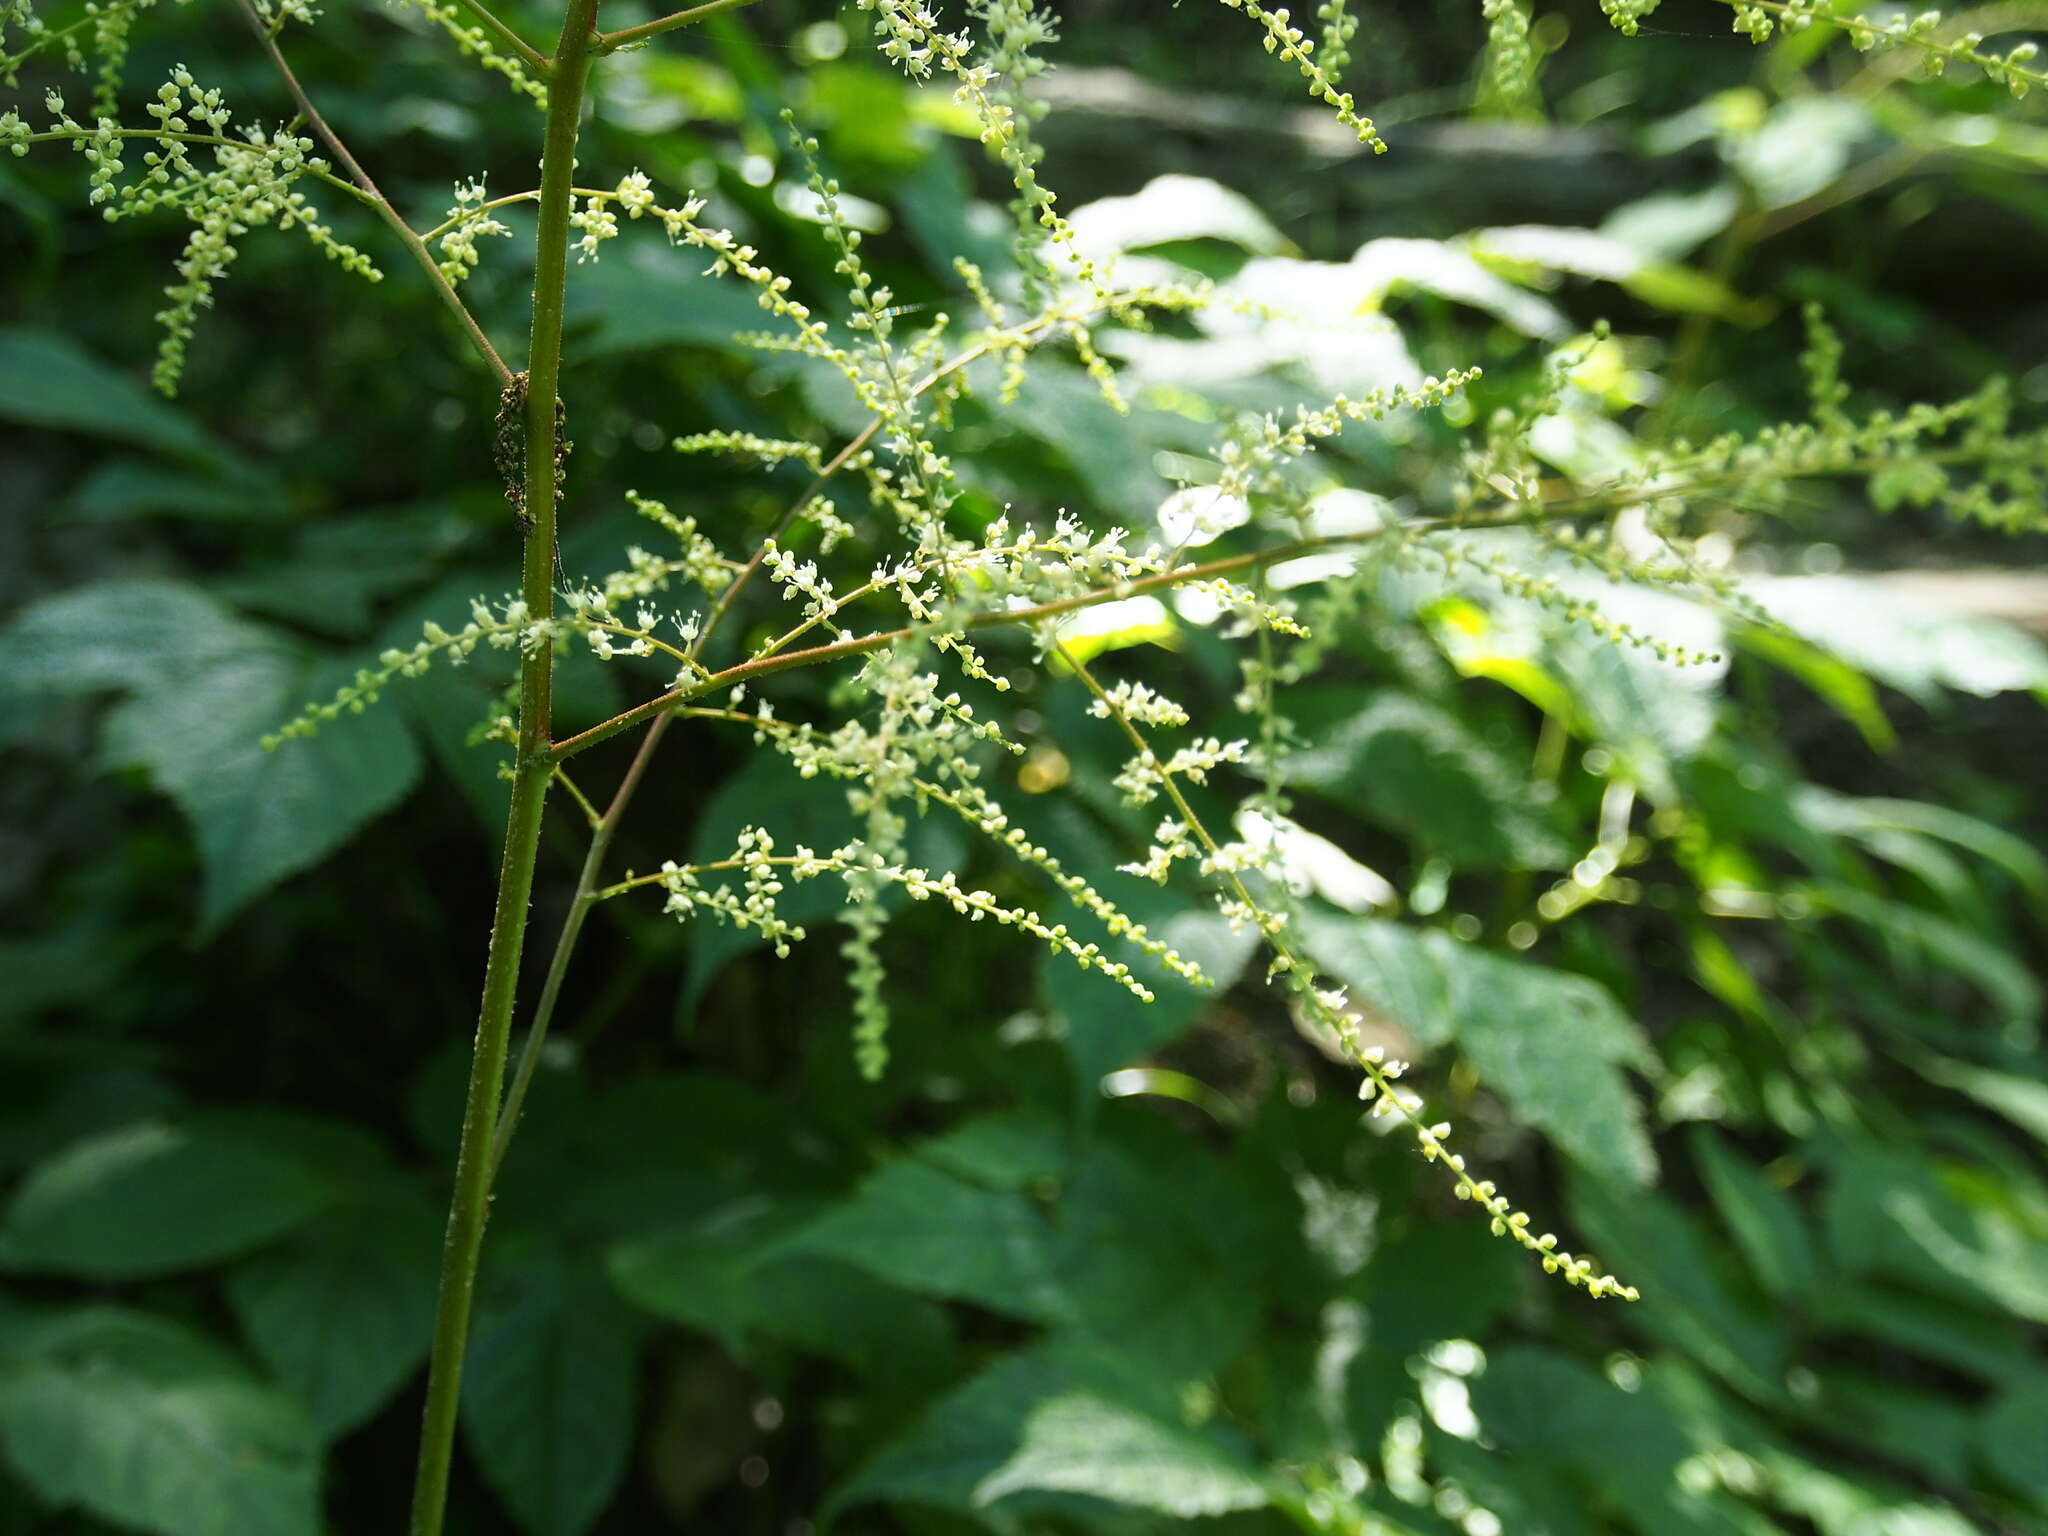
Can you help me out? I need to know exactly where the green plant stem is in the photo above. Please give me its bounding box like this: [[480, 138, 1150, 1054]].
[[594, 0, 760, 53], [406, 5, 600, 1535], [233, 0, 514, 384], [486, 709, 672, 1183]]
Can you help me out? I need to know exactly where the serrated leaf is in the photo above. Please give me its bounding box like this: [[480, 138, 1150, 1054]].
[[974, 1393, 1271, 1516], [608, 1198, 956, 1384], [1691, 1128, 1819, 1301], [1981, 1380, 2048, 1499], [0, 1307, 320, 1536], [1745, 576, 2048, 705], [0, 329, 223, 462], [833, 1344, 1267, 1522], [225, 1177, 440, 1438], [1045, 893, 1256, 1104], [1822, 1148, 2048, 1324], [461, 1252, 640, 1536], [0, 581, 421, 931], [101, 646, 420, 933], [1297, 913, 1657, 1184], [1281, 691, 1570, 869], [0, 1115, 340, 1280], [787, 1159, 1069, 1322], [1570, 1177, 1784, 1395]]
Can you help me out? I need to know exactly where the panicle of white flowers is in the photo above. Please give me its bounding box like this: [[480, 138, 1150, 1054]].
[[1594, 0, 1662, 35], [652, 829, 822, 958], [1213, 0, 1387, 151], [1599, 0, 2044, 95], [765, 541, 841, 624], [1735, 0, 2043, 93], [623, 490, 734, 596], [1074, 650, 1639, 1302], [1218, 370, 1483, 504], [388, 0, 547, 103], [265, 596, 535, 748], [1313, 0, 1357, 83], [569, 197, 619, 262], [1479, 0, 1540, 118], [265, 505, 743, 746], [965, 0, 1059, 286], [1121, 817, 1200, 884], [674, 429, 827, 474], [854, 0, 1106, 296], [436, 177, 512, 283], [1112, 737, 1251, 805], [786, 117, 962, 541], [41, 66, 381, 393], [1088, 680, 1190, 729]]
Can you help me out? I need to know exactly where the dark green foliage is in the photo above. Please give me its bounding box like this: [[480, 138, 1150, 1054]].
[[5, 2, 2048, 1535]]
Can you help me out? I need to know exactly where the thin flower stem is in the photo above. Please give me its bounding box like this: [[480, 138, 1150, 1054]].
[[22, 128, 378, 207], [549, 517, 1494, 761], [450, 0, 556, 73], [407, 6, 601, 1535], [484, 706, 672, 1185], [594, 0, 763, 53], [233, 0, 515, 385], [553, 765, 603, 828]]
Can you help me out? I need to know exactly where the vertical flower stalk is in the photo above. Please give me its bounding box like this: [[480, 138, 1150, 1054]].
[[406, 4, 600, 1535]]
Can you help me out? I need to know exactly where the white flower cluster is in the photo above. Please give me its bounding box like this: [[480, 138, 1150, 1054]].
[[1087, 680, 1189, 729], [25, 71, 379, 394], [1214, 0, 1386, 151], [1720, 0, 2043, 93], [1113, 737, 1250, 805], [854, 0, 1101, 296], [436, 177, 511, 284], [389, 0, 547, 104], [1120, 817, 1199, 884], [644, 827, 1172, 1000]]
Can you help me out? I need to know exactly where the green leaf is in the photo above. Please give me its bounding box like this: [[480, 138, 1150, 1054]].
[[1812, 1281, 2035, 1387], [1298, 913, 1657, 1183], [1469, 1347, 1756, 1535], [1912, 1056, 2048, 1148], [101, 647, 421, 934], [788, 1158, 1070, 1322], [1280, 690, 1570, 869], [225, 1177, 440, 1438], [1812, 885, 2041, 1026], [608, 1197, 958, 1384], [0, 1114, 340, 1280], [918, 1110, 1072, 1189], [1981, 1380, 2048, 1500], [833, 1345, 1268, 1522], [973, 1393, 1271, 1517], [1737, 625, 1895, 751], [1691, 1129, 1819, 1301], [0, 1306, 320, 1536], [462, 1251, 641, 1536], [606, 1196, 817, 1351], [1569, 1177, 1784, 1395], [1069, 174, 1295, 259], [0, 329, 223, 462], [1822, 1148, 2048, 1324], [1745, 576, 2048, 705], [1045, 893, 1256, 1103], [0, 581, 422, 931]]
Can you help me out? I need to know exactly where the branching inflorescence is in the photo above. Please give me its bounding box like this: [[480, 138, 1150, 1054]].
[[21, 0, 2048, 1359]]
